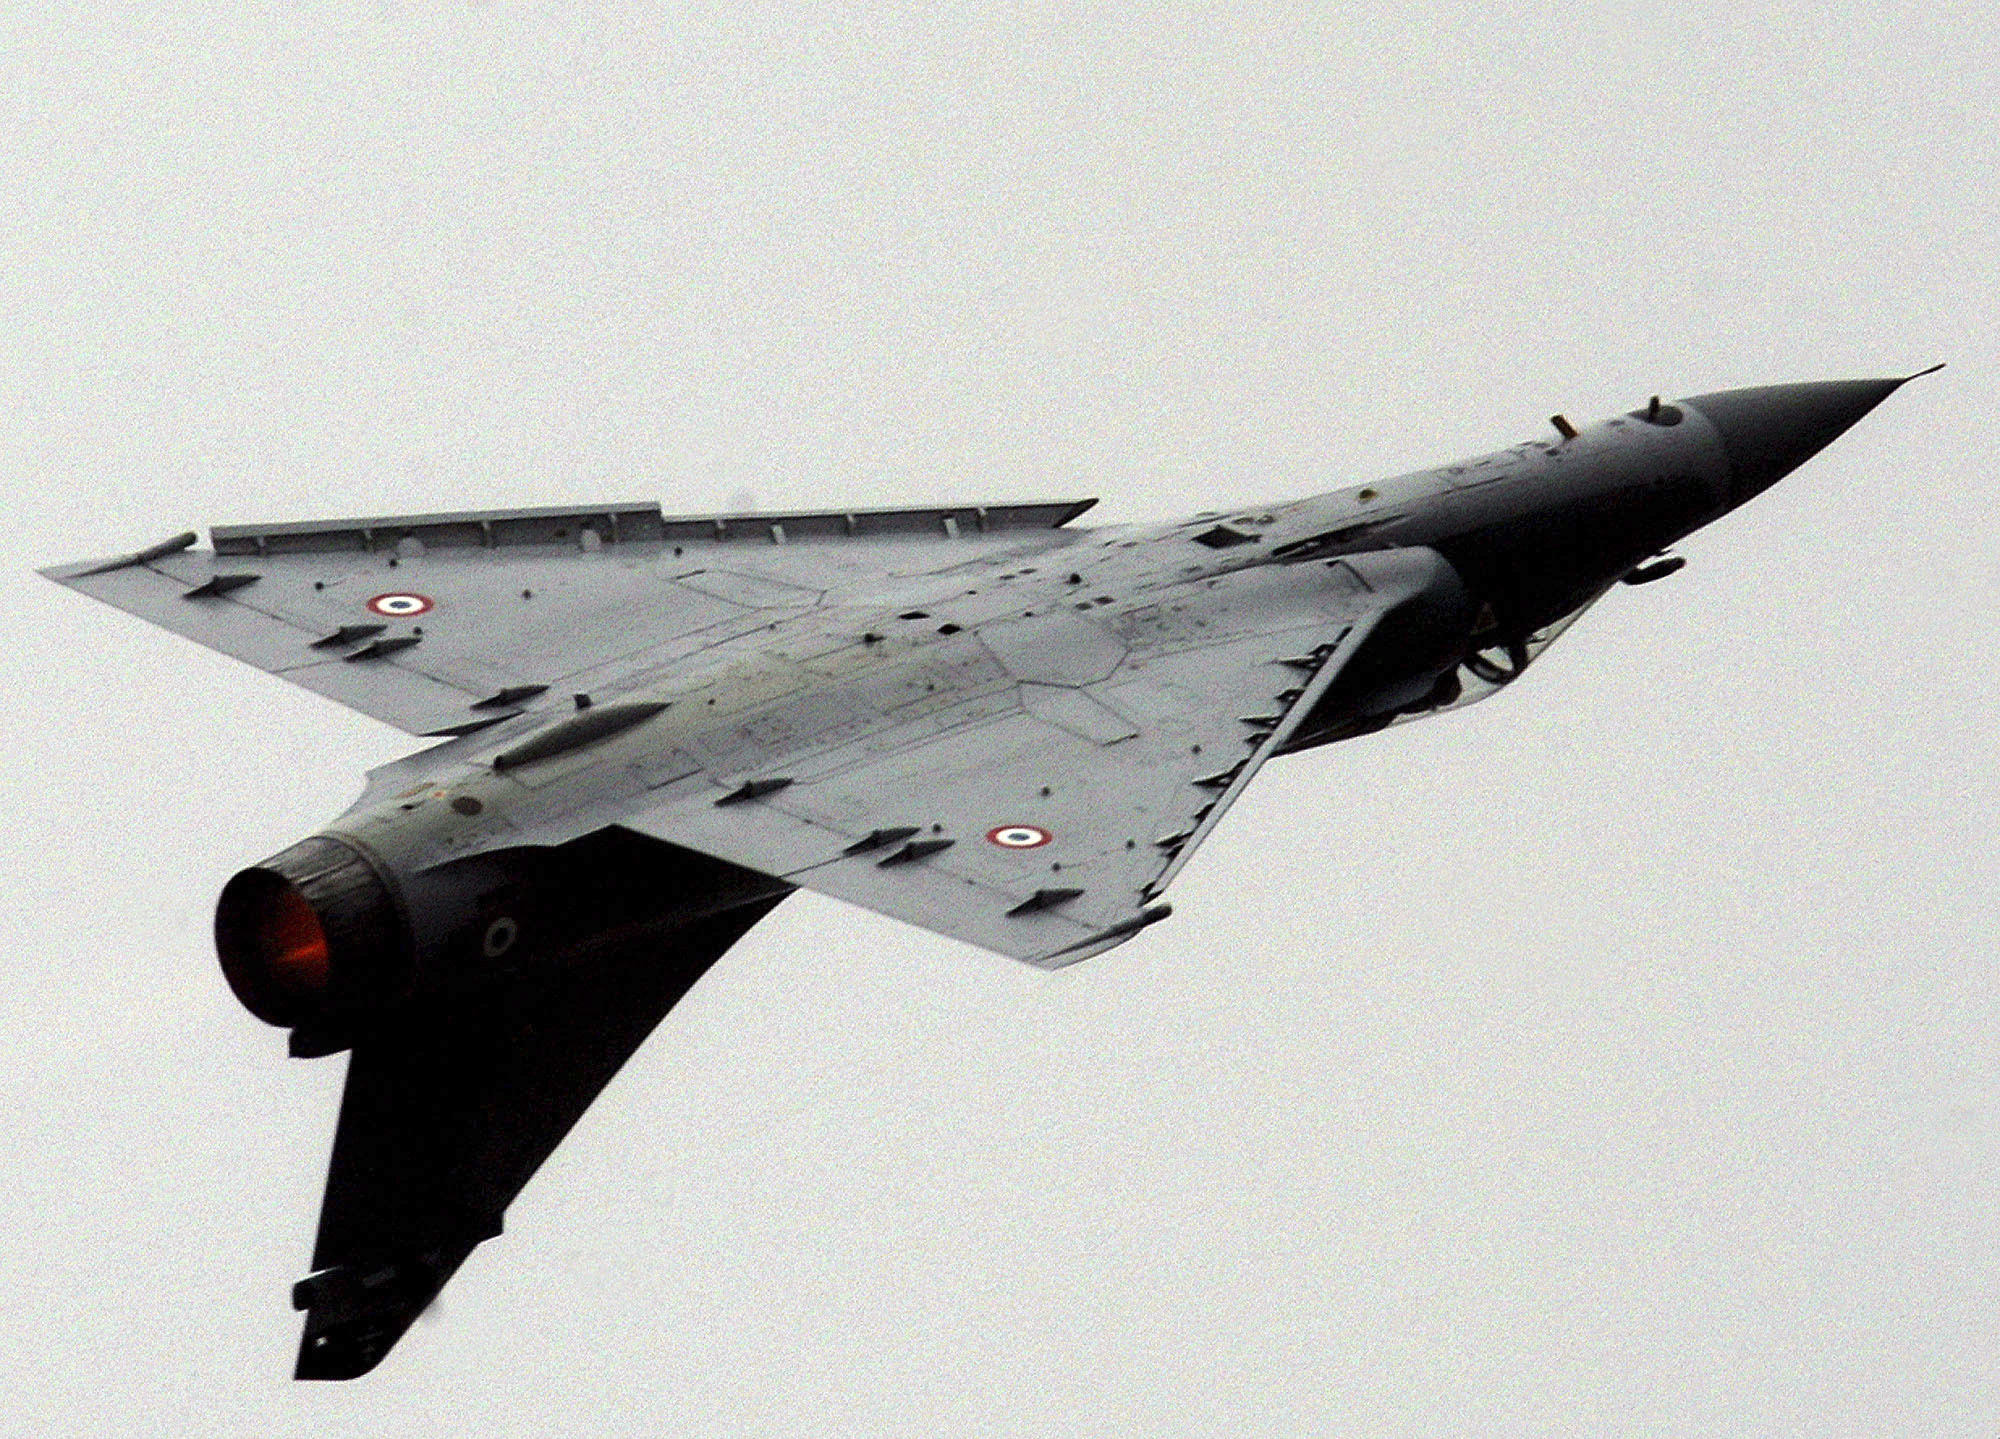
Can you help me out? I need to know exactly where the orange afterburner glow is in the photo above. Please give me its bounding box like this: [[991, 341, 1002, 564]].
[[216, 868, 336, 1027], [259, 887, 331, 994]]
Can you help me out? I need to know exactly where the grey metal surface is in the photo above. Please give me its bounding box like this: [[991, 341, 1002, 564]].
[[41, 507, 1102, 738], [37, 374, 1933, 1384], [43, 379, 1921, 971]]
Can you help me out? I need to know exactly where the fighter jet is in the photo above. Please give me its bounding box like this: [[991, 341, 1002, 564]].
[[42, 372, 1931, 1378]]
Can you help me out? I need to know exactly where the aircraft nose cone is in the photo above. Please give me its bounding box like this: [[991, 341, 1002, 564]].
[[1682, 376, 1915, 505]]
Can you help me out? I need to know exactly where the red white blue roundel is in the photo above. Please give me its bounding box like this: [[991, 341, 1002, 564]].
[[367, 592, 433, 617], [986, 824, 1052, 849]]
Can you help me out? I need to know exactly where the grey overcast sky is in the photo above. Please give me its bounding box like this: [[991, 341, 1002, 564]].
[[2, 3, 1994, 1434]]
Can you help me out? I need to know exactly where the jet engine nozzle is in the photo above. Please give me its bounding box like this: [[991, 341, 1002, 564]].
[[215, 836, 410, 1028]]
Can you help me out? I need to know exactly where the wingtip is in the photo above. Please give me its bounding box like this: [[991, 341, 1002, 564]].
[[45, 530, 201, 580], [1032, 902, 1175, 968], [1900, 362, 1946, 383]]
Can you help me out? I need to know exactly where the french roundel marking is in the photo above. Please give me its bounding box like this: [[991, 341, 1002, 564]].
[[986, 824, 1052, 849], [367, 592, 434, 617]]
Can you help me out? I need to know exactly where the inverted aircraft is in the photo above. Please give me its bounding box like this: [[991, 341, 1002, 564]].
[[43, 373, 1930, 1377]]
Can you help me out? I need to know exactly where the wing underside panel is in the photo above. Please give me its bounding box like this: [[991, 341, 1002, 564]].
[[614, 549, 1462, 967], [42, 499, 1098, 736]]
